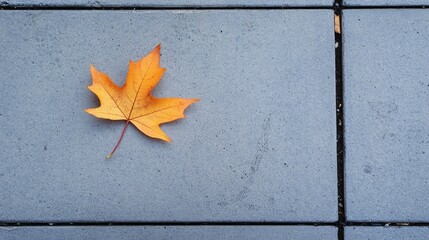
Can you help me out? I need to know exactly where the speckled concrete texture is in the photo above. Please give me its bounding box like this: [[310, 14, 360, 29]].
[[1, 0, 334, 7], [344, 0, 429, 6], [0, 10, 337, 222], [343, 10, 429, 221], [345, 227, 429, 240], [0, 226, 337, 240]]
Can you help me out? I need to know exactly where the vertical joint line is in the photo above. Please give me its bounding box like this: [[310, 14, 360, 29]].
[[334, 0, 345, 240]]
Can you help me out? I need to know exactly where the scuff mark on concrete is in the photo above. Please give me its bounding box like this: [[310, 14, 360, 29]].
[[368, 101, 398, 120], [236, 114, 271, 201]]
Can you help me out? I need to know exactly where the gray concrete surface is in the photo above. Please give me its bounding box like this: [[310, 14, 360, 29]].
[[0, 226, 337, 240], [344, 0, 429, 6], [0, 10, 337, 222], [2, 0, 333, 7], [346, 227, 429, 240], [343, 10, 429, 221]]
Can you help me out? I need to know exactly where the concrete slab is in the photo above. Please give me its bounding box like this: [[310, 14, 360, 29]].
[[0, 226, 337, 240], [344, 0, 429, 6], [0, 10, 337, 222], [346, 227, 429, 240], [2, 0, 334, 7], [343, 9, 429, 221]]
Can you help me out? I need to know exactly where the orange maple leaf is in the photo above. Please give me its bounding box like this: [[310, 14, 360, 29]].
[[85, 44, 198, 159]]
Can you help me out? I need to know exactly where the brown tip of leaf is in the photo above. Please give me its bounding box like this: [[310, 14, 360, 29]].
[[154, 44, 161, 53]]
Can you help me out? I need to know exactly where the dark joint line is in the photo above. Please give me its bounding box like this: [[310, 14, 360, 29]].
[[0, 5, 331, 10], [0, 221, 337, 227], [1, 5, 428, 10], [334, 1, 345, 240], [2, 221, 429, 227]]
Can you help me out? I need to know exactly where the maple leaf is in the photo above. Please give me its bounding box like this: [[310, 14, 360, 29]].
[[85, 44, 198, 159]]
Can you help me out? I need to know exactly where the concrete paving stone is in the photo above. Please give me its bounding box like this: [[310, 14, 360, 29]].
[[344, 0, 429, 6], [0, 226, 338, 240], [343, 9, 429, 221], [0, 10, 336, 222], [2, 0, 334, 7], [346, 227, 429, 240]]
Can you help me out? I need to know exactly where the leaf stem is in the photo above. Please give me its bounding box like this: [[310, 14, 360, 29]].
[[106, 120, 130, 159]]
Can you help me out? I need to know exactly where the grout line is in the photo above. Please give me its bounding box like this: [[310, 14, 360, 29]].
[[0, 5, 331, 10], [0, 222, 337, 227], [2, 221, 429, 227], [1, 5, 429, 10], [334, 1, 345, 240]]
